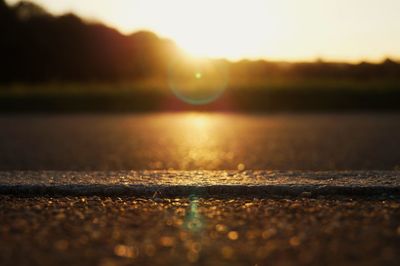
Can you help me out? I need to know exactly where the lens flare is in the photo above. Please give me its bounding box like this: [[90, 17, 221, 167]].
[[183, 196, 204, 233], [168, 57, 228, 105]]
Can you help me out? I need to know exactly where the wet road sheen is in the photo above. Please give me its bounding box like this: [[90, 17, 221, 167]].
[[0, 112, 399, 170]]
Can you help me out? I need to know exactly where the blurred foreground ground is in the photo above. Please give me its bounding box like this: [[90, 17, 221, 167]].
[[0, 112, 399, 170], [1, 196, 400, 266], [1, 171, 399, 266]]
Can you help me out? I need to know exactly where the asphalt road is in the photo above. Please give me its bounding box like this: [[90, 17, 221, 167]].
[[1, 170, 400, 197], [1, 171, 400, 266], [1, 196, 400, 266], [1, 113, 400, 265], [0, 112, 399, 170]]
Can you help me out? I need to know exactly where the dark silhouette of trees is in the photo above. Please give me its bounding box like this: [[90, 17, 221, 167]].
[[0, 0, 400, 83], [0, 0, 180, 82]]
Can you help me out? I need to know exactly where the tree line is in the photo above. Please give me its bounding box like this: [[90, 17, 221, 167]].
[[1, 0, 400, 83]]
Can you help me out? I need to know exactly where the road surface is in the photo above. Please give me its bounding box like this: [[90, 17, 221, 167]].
[[1, 171, 400, 266], [0, 113, 399, 170], [1, 113, 400, 265]]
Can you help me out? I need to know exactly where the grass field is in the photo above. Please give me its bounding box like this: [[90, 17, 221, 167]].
[[0, 78, 399, 112]]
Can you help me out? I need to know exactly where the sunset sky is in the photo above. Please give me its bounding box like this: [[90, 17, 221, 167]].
[[6, 0, 400, 62]]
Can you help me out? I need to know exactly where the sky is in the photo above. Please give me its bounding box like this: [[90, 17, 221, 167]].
[[6, 0, 400, 62]]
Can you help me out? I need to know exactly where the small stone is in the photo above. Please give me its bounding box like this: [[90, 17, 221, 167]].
[[227, 231, 239, 240], [289, 236, 301, 247], [160, 236, 175, 247]]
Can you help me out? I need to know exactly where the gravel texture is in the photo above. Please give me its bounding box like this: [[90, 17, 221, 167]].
[[0, 171, 399, 197], [1, 196, 400, 266], [1, 171, 399, 265]]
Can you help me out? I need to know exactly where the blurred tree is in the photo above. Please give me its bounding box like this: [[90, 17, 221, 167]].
[[0, 0, 399, 83]]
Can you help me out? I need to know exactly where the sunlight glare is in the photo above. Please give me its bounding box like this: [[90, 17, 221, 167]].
[[8, 0, 400, 62], [134, 0, 272, 59], [185, 113, 211, 129]]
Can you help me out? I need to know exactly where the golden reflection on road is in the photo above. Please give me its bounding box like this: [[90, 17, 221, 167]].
[[140, 112, 247, 170], [182, 112, 214, 130], [174, 113, 230, 169]]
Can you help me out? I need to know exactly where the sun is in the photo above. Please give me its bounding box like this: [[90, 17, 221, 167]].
[[166, 0, 270, 59], [133, 0, 273, 60]]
